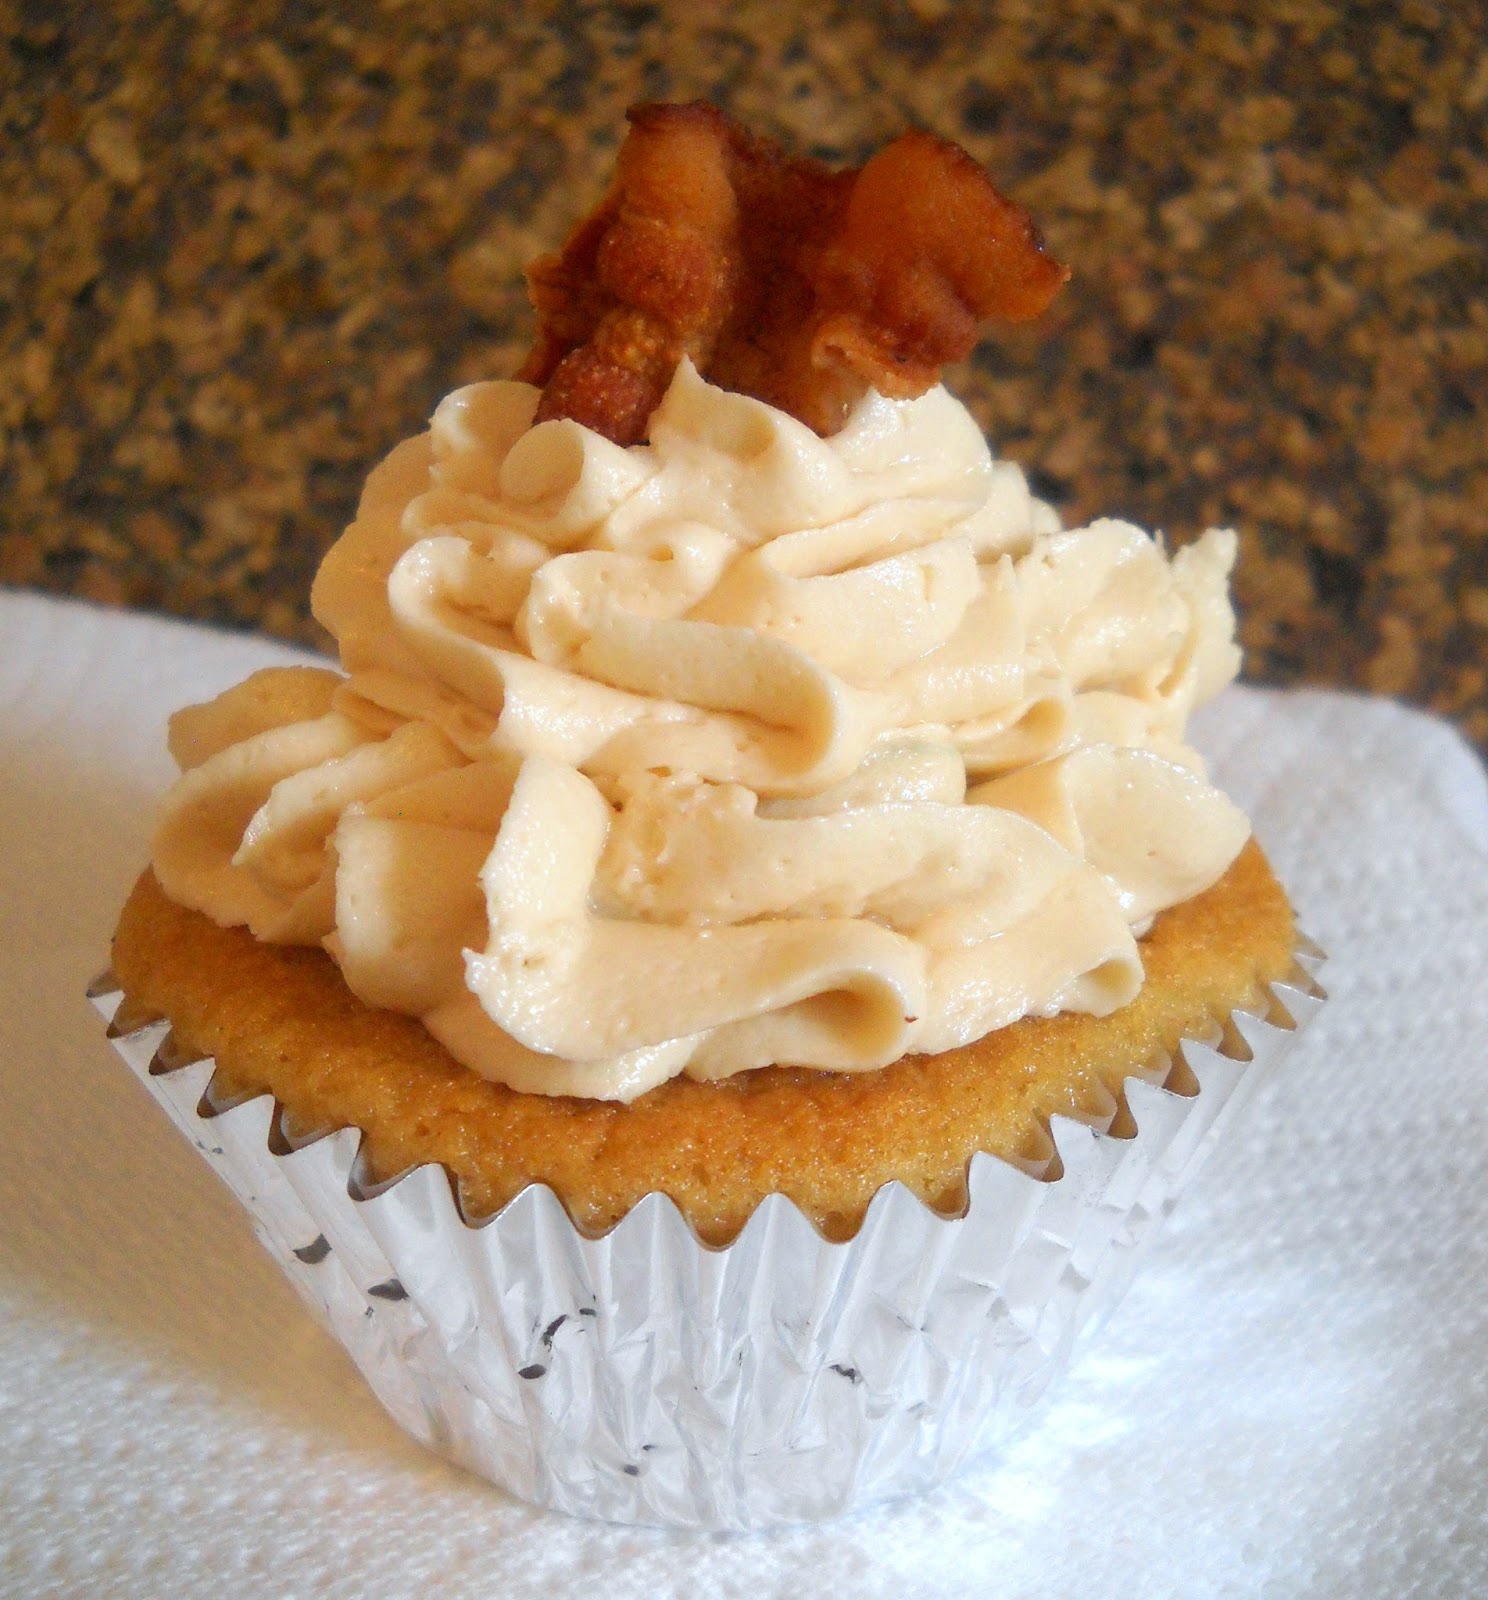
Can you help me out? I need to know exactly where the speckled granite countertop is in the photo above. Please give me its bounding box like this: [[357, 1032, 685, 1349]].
[[4, 1, 1486, 751]]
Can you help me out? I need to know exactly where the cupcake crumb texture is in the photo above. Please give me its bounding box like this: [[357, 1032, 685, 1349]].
[[4, 2, 1485, 752]]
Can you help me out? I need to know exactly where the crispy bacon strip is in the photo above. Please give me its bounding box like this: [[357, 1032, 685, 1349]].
[[518, 103, 1068, 444]]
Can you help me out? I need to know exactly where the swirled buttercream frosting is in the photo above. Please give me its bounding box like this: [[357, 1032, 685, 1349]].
[[152, 362, 1249, 1101]]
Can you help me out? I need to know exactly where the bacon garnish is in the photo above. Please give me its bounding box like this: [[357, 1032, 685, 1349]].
[[518, 103, 1068, 445]]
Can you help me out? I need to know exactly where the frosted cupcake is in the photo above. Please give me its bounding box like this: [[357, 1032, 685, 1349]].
[[97, 106, 1322, 1528]]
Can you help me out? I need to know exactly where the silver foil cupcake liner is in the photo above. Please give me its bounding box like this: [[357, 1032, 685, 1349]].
[[89, 943, 1324, 1531]]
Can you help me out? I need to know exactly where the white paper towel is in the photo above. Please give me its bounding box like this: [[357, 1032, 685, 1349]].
[[1, 587, 1485, 1599]]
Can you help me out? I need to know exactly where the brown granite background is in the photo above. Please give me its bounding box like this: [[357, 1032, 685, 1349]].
[[4, 0, 1486, 751]]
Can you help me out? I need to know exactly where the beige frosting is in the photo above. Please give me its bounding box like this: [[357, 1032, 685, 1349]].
[[151, 362, 1249, 1101]]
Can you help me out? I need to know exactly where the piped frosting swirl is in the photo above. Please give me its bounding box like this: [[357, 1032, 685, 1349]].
[[152, 363, 1248, 1100]]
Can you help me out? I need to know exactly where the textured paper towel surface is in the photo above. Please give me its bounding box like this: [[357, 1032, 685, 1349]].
[[1, 588, 1485, 1600]]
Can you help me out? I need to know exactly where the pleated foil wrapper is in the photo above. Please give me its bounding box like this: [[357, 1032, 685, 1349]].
[[89, 943, 1324, 1531]]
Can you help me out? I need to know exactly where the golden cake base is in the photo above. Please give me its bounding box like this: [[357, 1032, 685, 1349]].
[[110, 839, 1297, 1245]]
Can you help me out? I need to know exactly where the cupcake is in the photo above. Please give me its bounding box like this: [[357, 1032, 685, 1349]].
[[96, 105, 1323, 1529]]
